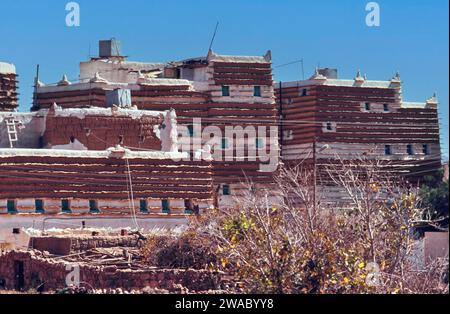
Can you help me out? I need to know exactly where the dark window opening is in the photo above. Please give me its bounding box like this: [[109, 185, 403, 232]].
[[184, 199, 194, 214], [162, 199, 170, 214], [7, 200, 17, 214], [187, 125, 194, 137], [422, 144, 430, 155], [326, 122, 333, 130], [383, 104, 389, 112], [70, 136, 75, 143], [140, 199, 148, 213], [221, 138, 229, 149], [14, 261, 24, 291], [35, 199, 44, 213], [61, 199, 71, 213], [89, 200, 99, 213], [385, 145, 392, 156], [254, 86, 261, 97], [118, 135, 124, 145], [223, 184, 231, 196], [38, 136, 45, 148], [301, 89, 307, 96], [255, 138, 264, 149], [365, 103, 371, 111], [222, 85, 230, 97], [407, 144, 414, 156]]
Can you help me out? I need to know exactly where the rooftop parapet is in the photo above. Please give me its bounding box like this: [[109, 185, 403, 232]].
[[0, 62, 16, 74]]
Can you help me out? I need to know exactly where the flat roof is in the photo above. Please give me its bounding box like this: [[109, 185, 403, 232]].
[[0, 62, 16, 74], [0, 147, 189, 160]]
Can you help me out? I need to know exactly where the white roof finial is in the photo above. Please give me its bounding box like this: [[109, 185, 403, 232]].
[[309, 67, 326, 81], [264, 50, 272, 62], [58, 74, 71, 86], [354, 69, 364, 83], [426, 91, 438, 105], [90, 71, 108, 83], [35, 78, 44, 87]]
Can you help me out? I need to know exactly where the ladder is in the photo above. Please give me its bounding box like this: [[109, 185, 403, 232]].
[[4, 117, 18, 148]]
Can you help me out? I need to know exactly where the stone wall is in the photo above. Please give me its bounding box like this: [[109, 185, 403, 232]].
[[0, 250, 223, 292], [29, 234, 145, 255]]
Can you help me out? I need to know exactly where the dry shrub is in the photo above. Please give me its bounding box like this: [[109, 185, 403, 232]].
[[189, 160, 448, 294], [141, 231, 216, 269]]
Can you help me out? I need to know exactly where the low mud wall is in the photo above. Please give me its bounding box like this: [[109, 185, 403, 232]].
[[0, 250, 223, 292]]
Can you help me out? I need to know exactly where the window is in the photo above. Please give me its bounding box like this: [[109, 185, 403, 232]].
[[254, 86, 261, 97], [187, 125, 194, 137], [384, 145, 392, 156], [283, 130, 293, 140], [184, 199, 193, 214], [61, 199, 71, 213], [255, 138, 264, 149], [223, 184, 231, 196], [326, 122, 333, 130], [89, 200, 99, 213], [162, 199, 170, 214], [7, 200, 17, 214], [140, 199, 148, 213], [365, 103, 371, 111], [383, 104, 389, 112], [407, 144, 414, 156], [301, 89, 308, 97], [38, 136, 44, 148], [35, 199, 44, 213], [221, 138, 229, 149], [222, 85, 230, 96], [422, 144, 430, 156]]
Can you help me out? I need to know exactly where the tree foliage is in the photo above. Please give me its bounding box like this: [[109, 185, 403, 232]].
[[189, 158, 448, 294]]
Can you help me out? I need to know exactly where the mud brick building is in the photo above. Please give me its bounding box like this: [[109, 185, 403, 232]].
[[0, 39, 443, 213], [0, 105, 213, 215], [276, 68, 442, 205], [0, 62, 18, 112], [32, 40, 279, 208]]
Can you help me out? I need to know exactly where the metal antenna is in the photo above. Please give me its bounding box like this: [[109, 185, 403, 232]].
[[32, 64, 40, 108], [208, 21, 220, 52], [274, 58, 305, 80], [300, 58, 305, 80]]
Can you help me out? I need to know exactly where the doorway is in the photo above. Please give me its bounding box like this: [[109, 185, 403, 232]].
[[14, 260, 24, 291]]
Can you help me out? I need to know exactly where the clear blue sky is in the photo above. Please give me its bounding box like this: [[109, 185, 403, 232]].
[[0, 0, 448, 159]]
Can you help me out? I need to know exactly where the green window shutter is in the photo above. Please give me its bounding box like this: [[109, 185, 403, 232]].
[[223, 185, 230, 196], [140, 199, 148, 213], [89, 200, 99, 213], [7, 200, 17, 214], [221, 138, 229, 149], [255, 138, 264, 149], [222, 85, 230, 96], [61, 199, 71, 213], [35, 199, 44, 213], [187, 125, 194, 137], [254, 86, 261, 97], [162, 199, 170, 213]]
